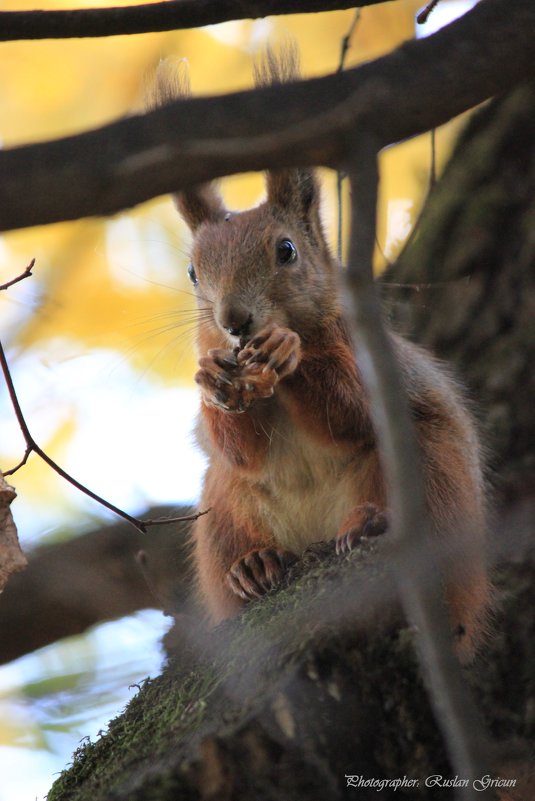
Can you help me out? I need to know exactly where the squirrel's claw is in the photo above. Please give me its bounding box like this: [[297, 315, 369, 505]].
[[336, 503, 389, 555], [227, 547, 298, 601], [239, 324, 301, 380]]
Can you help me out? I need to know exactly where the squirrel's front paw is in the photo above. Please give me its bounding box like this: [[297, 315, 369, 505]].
[[336, 503, 389, 555], [195, 348, 277, 413], [227, 548, 298, 600], [238, 324, 301, 380]]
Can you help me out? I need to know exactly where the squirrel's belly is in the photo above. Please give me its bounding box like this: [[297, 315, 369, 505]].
[[252, 428, 373, 554], [259, 479, 352, 553]]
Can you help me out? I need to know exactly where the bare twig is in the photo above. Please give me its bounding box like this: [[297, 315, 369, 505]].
[[0, 0, 392, 42], [0, 258, 35, 291], [342, 140, 490, 794], [0, 339, 206, 533], [374, 234, 393, 269], [336, 9, 361, 262], [417, 0, 442, 25], [392, 127, 438, 263], [143, 509, 210, 527], [3, 445, 32, 476], [337, 9, 361, 73], [380, 278, 470, 291]]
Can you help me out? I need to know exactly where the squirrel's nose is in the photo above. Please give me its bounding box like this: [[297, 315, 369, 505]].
[[219, 297, 253, 338]]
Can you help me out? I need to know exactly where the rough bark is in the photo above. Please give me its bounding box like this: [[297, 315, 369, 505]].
[[383, 83, 535, 510], [46, 84, 535, 801]]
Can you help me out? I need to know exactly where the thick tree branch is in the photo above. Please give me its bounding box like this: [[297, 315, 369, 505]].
[[0, 507, 191, 665], [1, 0, 534, 233], [0, 0, 391, 41]]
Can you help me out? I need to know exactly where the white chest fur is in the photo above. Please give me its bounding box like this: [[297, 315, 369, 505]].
[[251, 421, 368, 554]]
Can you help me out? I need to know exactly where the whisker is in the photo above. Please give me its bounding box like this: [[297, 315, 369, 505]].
[[131, 314, 213, 342], [131, 317, 217, 382], [127, 308, 213, 329]]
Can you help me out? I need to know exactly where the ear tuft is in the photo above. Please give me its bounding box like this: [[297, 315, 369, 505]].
[[175, 184, 226, 232], [266, 168, 319, 225], [146, 57, 191, 110], [254, 44, 320, 231], [253, 41, 301, 87], [146, 58, 226, 232]]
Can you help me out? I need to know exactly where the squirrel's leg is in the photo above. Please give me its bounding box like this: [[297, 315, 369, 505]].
[[335, 449, 389, 552], [418, 425, 491, 662], [335, 503, 389, 554], [193, 496, 298, 624], [332, 423, 489, 660]]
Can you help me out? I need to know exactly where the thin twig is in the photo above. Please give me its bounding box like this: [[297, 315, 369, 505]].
[[417, 0, 441, 25], [336, 9, 361, 262], [143, 509, 210, 527], [0, 258, 35, 291], [337, 9, 361, 73], [3, 445, 32, 476], [380, 278, 470, 291], [0, 339, 207, 533], [342, 140, 490, 794], [394, 128, 438, 262], [374, 234, 393, 269]]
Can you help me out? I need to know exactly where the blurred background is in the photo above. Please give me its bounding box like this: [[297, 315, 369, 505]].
[[0, 1, 476, 798]]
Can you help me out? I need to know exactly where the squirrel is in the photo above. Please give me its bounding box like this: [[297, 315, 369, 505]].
[[151, 48, 490, 661]]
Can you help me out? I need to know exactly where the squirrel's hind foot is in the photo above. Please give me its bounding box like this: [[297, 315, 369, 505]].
[[336, 503, 389, 555]]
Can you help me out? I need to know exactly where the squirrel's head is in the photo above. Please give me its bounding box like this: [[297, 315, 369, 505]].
[[181, 167, 338, 347], [150, 46, 339, 349]]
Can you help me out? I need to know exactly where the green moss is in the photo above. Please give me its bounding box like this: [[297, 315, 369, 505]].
[[48, 540, 397, 801]]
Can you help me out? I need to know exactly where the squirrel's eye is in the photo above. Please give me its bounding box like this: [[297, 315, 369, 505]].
[[187, 262, 198, 286], [276, 239, 297, 266]]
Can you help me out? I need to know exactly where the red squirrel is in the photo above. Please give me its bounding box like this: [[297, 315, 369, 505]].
[[152, 50, 490, 660]]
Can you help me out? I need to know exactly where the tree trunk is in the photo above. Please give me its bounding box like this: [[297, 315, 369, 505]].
[[47, 85, 535, 801]]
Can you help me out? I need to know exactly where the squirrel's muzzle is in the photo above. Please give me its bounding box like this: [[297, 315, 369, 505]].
[[218, 295, 253, 339]]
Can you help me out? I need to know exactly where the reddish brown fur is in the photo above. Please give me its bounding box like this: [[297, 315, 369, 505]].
[[154, 51, 490, 659]]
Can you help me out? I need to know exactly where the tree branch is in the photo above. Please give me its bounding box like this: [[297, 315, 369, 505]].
[[0, 508, 192, 665], [0, 258, 34, 291], [343, 142, 490, 795], [0, 0, 533, 233], [0, 338, 206, 532], [0, 0, 391, 42]]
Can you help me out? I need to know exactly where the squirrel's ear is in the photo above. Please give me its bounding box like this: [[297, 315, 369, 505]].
[[265, 168, 320, 228], [254, 44, 321, 229], [174, 184, 226, 232], [146, 59, 226, 232]]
